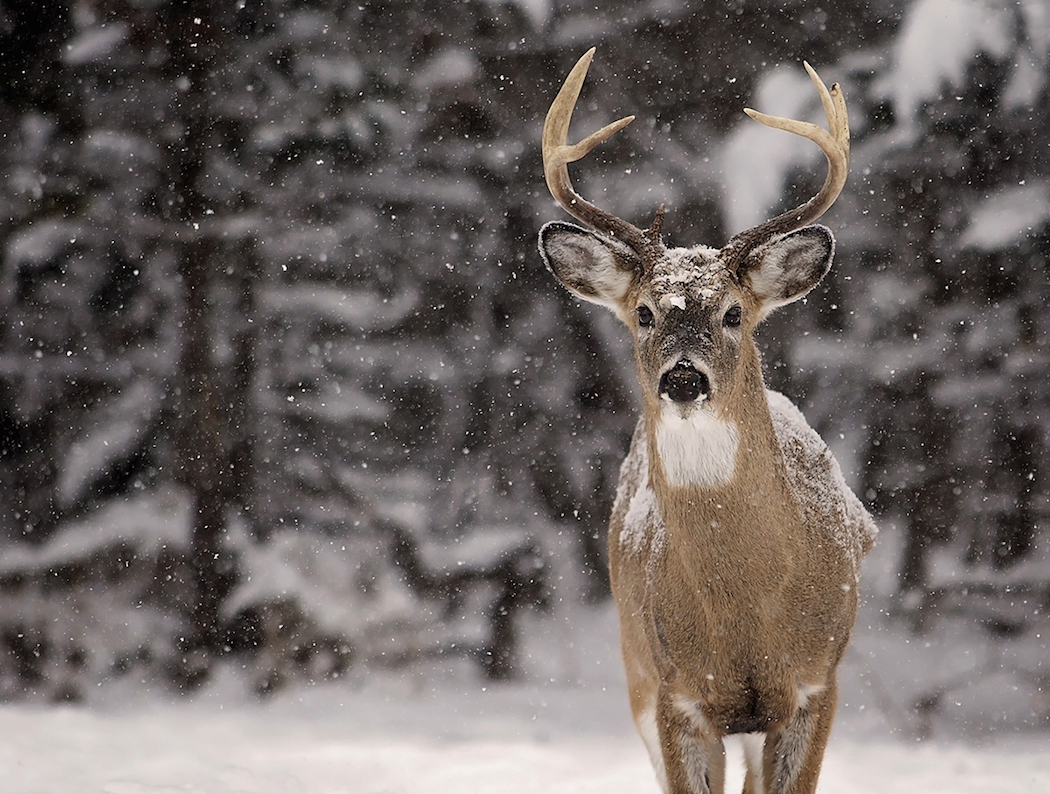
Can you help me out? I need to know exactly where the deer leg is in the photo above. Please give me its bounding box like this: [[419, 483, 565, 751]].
[[656, 691, 726, 794], [763, 679, 838, 794]]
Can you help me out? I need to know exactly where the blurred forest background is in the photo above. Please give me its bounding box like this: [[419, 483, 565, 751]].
[[0, 0, 1047, 734]]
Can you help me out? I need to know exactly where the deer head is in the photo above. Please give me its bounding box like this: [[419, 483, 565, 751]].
[[538, 49, 849, 487]]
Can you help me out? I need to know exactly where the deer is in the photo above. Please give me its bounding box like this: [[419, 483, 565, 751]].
[[537, 49, 878, 794]]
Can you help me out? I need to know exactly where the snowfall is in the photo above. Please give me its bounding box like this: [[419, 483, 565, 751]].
[[6, 583, 1050, 794], [5, 1, 1050, 790]]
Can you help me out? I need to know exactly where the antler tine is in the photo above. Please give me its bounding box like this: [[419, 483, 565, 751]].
[[722, 62, 850, 270], [543, 48, 650, 253]]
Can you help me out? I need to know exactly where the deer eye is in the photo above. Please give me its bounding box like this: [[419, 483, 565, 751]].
[[723, 306, 742, 327], [636, 305, 655, 328]]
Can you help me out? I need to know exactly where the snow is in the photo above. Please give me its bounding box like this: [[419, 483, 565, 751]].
[[661, 294, 686, 311], [411, 49, 478, 92], [767, 389, 878, 576], [649, 247, 728, 307], [1, 489, 1046, 793], [5, 607, 1050, 794], [482, 0, 552, 30], [227, 527, 419, 641], [0, 486, 189, 576], [303, 56, 366, 93], [620, 441, 659, 556], [959, 181, 1050, 250], [878, 0, 1012, 135], [4, 5, 1049, 789], [57, 382, 159, 508], [413, 527, 535, 572], [63, 23, 129, 67], [721, 66, 821, 233], [5, 218, 85, 268], [261, 285, 419, 331], [1002, 47, 1045, 109]]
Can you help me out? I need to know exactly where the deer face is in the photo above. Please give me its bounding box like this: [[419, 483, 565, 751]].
[[636, 246, 744, 413], [539, 221, 834, 484]]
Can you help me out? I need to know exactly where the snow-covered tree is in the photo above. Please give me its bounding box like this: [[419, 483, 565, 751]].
[[0, 0, 1046, 732]]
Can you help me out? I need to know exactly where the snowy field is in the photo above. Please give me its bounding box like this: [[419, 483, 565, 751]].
[[5, 603, 1049, 794], [5, 667, 1049, 794]]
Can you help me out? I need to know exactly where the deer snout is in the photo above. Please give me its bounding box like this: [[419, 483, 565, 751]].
[[659, 360, 710, 403]]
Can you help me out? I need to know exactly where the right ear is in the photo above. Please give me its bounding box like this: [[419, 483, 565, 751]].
[[538, 221, 639, 312]]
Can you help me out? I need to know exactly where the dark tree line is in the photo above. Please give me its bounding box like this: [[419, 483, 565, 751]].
[[0, 0, 1047, 728]]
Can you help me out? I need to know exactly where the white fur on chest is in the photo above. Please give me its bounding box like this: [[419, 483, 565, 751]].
[[655, 406, 739, 487]]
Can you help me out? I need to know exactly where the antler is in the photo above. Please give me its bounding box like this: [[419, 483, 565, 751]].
[[721, 62, 850, 270], [543, 48, 656, 255]]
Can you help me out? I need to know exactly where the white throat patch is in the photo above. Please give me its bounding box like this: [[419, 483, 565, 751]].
[[655, 406, 739, 487]]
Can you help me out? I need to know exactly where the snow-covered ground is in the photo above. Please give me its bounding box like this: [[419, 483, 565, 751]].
[[5, 602, 1049, 794], [5, 665, 1049, 794]]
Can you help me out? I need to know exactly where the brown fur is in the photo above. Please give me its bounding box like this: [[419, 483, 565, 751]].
[[538, 232, 876, 793], [538, 54, 873, 793]]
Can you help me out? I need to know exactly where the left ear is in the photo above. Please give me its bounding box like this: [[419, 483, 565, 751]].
[[741, 225, 834, 318]]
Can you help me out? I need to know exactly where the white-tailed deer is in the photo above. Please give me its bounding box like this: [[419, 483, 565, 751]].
[[538, 50, 877, 794]]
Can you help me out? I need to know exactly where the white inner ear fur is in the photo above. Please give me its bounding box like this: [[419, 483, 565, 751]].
[[656, 406, 739, 487], [542, 229, 635, 311], [746, 231, 830, 319]]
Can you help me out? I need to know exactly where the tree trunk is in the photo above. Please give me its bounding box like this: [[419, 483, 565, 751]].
[[165, 2, 241, 677]]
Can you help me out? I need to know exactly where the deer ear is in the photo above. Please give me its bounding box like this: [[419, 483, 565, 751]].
[[539, 221, 639, 311], [742, 225, 834, 318]]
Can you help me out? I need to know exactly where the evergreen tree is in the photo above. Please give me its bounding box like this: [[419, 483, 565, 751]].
[[0, 0, 1046, 730]]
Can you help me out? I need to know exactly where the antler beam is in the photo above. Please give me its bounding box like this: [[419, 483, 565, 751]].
[[542, 48, 651, 253], [722, 62, 850, 269]]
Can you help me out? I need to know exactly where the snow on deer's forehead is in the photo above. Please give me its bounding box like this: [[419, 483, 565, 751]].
[[650, 247, 730, 310]]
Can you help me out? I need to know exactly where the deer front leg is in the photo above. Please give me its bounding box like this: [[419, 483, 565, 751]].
[[656, 690, 726, 794], [763, 679, 838, 794]]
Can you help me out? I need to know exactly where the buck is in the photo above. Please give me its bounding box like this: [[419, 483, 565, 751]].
[[538, 50, 877, 794]]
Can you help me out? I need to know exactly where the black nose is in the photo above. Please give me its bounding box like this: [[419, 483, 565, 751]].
[[659, 361, 709, 403]]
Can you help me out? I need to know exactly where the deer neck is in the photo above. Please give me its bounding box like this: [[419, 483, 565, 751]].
[[642, 363, 797, 602]]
